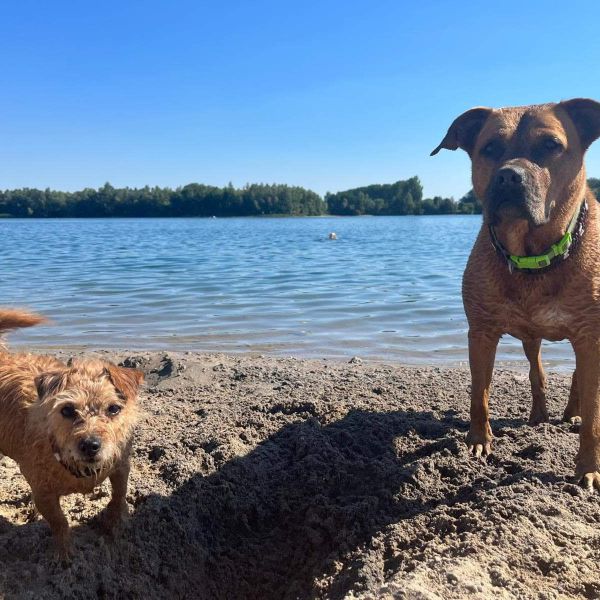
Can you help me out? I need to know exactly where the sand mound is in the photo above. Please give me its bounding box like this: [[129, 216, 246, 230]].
[[0, 352, 596, 599]]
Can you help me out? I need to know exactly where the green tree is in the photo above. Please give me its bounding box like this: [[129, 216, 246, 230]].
[[588, 178, 600, 200], [458, 189, 482, 214]]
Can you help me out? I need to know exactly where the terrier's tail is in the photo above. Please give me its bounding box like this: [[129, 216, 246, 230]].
[[0, 309, 47, 335]]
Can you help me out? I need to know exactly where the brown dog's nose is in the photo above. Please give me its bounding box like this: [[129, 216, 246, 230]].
[[79, 437, 101, 458], [494, 167, 524, 190]]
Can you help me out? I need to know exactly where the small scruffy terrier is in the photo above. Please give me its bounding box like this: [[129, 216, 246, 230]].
[[0, 309, 143, 558]]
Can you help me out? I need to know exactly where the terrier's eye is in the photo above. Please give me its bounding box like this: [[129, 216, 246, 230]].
[[107, 404, 122, 416], [60, 404, 76, 419]]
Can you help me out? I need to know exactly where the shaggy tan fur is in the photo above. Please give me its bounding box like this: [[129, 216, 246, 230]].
[[432, 98, 600, 490], [0, 309, 143, 558]]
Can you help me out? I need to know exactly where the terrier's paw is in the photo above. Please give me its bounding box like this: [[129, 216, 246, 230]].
[[53, 539, 73, 566], [100, 501, 128, 536], [24, 504, 39, 524]]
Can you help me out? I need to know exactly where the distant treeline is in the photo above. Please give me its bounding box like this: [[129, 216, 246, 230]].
[[0, 183, 326, 218], [0, 177, 598, 218], [325, 177, 480, 216]]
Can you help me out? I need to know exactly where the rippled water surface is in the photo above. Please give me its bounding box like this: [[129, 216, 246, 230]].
[[1, 216, 573, 368]]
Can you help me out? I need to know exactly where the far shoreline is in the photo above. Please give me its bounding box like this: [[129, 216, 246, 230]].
[[0, 213, 482, 220]]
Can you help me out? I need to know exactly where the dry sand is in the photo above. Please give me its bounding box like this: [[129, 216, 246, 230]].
[[0, 350, 597, 600]]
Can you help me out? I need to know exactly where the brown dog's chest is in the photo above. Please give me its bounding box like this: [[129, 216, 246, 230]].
[[499, 278, 565, 340], [504, 300, 573, 341], [463, 216, 600, 342], [469, 267, 600, 341]]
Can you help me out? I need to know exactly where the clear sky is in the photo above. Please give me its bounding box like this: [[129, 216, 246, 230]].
[[1, 0, 600, 199]]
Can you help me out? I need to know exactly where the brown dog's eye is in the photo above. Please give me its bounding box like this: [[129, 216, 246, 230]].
[[480, 140, 504, 160], [544, 137, 563, 152], [107, 404, 122, 416], [60, 404, 76, 419]]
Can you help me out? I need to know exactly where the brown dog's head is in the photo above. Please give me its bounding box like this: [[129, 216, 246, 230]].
[[431, 99, 600, 226], [31, 359, 144, 478]]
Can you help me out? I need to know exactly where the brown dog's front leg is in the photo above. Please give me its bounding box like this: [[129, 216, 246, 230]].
[[522, 338, 549, 425], [32, 489, 71, 560], [467, 329, 500, 457], [563, 369, 581, 424], [572, 338, 600, 490]]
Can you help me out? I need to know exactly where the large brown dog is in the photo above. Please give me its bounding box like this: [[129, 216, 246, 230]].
[[0, 309, 143, 557], [432, 98, 600, 489]]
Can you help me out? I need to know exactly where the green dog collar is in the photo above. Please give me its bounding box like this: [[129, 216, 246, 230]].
[[507, 230, 572, 270], [489, 200, 587, 274]]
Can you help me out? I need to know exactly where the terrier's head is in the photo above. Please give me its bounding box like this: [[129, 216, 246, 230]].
[[32, 359, 144, 479]]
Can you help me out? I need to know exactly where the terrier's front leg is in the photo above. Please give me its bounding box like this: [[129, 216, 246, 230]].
[[32, 489, 71, 560], [103, 459, 130, 534]]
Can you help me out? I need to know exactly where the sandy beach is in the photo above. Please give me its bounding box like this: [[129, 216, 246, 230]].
[[0, 350, 595, 599]]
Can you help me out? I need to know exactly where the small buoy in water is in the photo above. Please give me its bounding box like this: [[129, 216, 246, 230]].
[[328, 232, 337, 240]]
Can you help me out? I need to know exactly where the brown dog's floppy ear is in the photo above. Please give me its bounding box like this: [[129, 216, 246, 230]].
[[559, 98, 600, 151], [431, 107, 492, 156], [105, 363, 144, 402], [35, 371, 68, 400]]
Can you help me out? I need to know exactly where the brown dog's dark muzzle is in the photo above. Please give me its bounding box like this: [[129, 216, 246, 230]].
[[495, 166, 525, 193], [487, 163, 547, 225]]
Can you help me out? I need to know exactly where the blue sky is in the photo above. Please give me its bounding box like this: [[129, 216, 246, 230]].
[[1, 1, 600, 199]]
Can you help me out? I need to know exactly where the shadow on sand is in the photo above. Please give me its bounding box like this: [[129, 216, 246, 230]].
[[121, 408, 555, 599], [0, 407, 564, 599]]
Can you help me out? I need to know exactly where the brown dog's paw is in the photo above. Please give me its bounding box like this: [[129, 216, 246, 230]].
[[579, 472, 600, 492], [466, 425, 492, 458], [528, 406, 549, 426], [467, 442, 492, 458], [562, 392, 580, 425]]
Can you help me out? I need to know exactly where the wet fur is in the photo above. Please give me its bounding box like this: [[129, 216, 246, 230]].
[[0, 309, 143, 557], [432, 98, 600, 490]]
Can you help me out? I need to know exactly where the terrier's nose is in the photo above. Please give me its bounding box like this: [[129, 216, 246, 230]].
[[79, 437, 101, 458], [494, 167, 524, 190]]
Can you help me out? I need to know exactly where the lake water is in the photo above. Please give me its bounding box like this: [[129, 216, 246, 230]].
[[1, 216, 574, 369]]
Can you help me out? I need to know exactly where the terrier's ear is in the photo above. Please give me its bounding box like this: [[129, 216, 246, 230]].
[[35, 371, 68, 400], [559, 98, 600, 151], [105, 363, 144, 402], [431, 107, 493, 156]]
